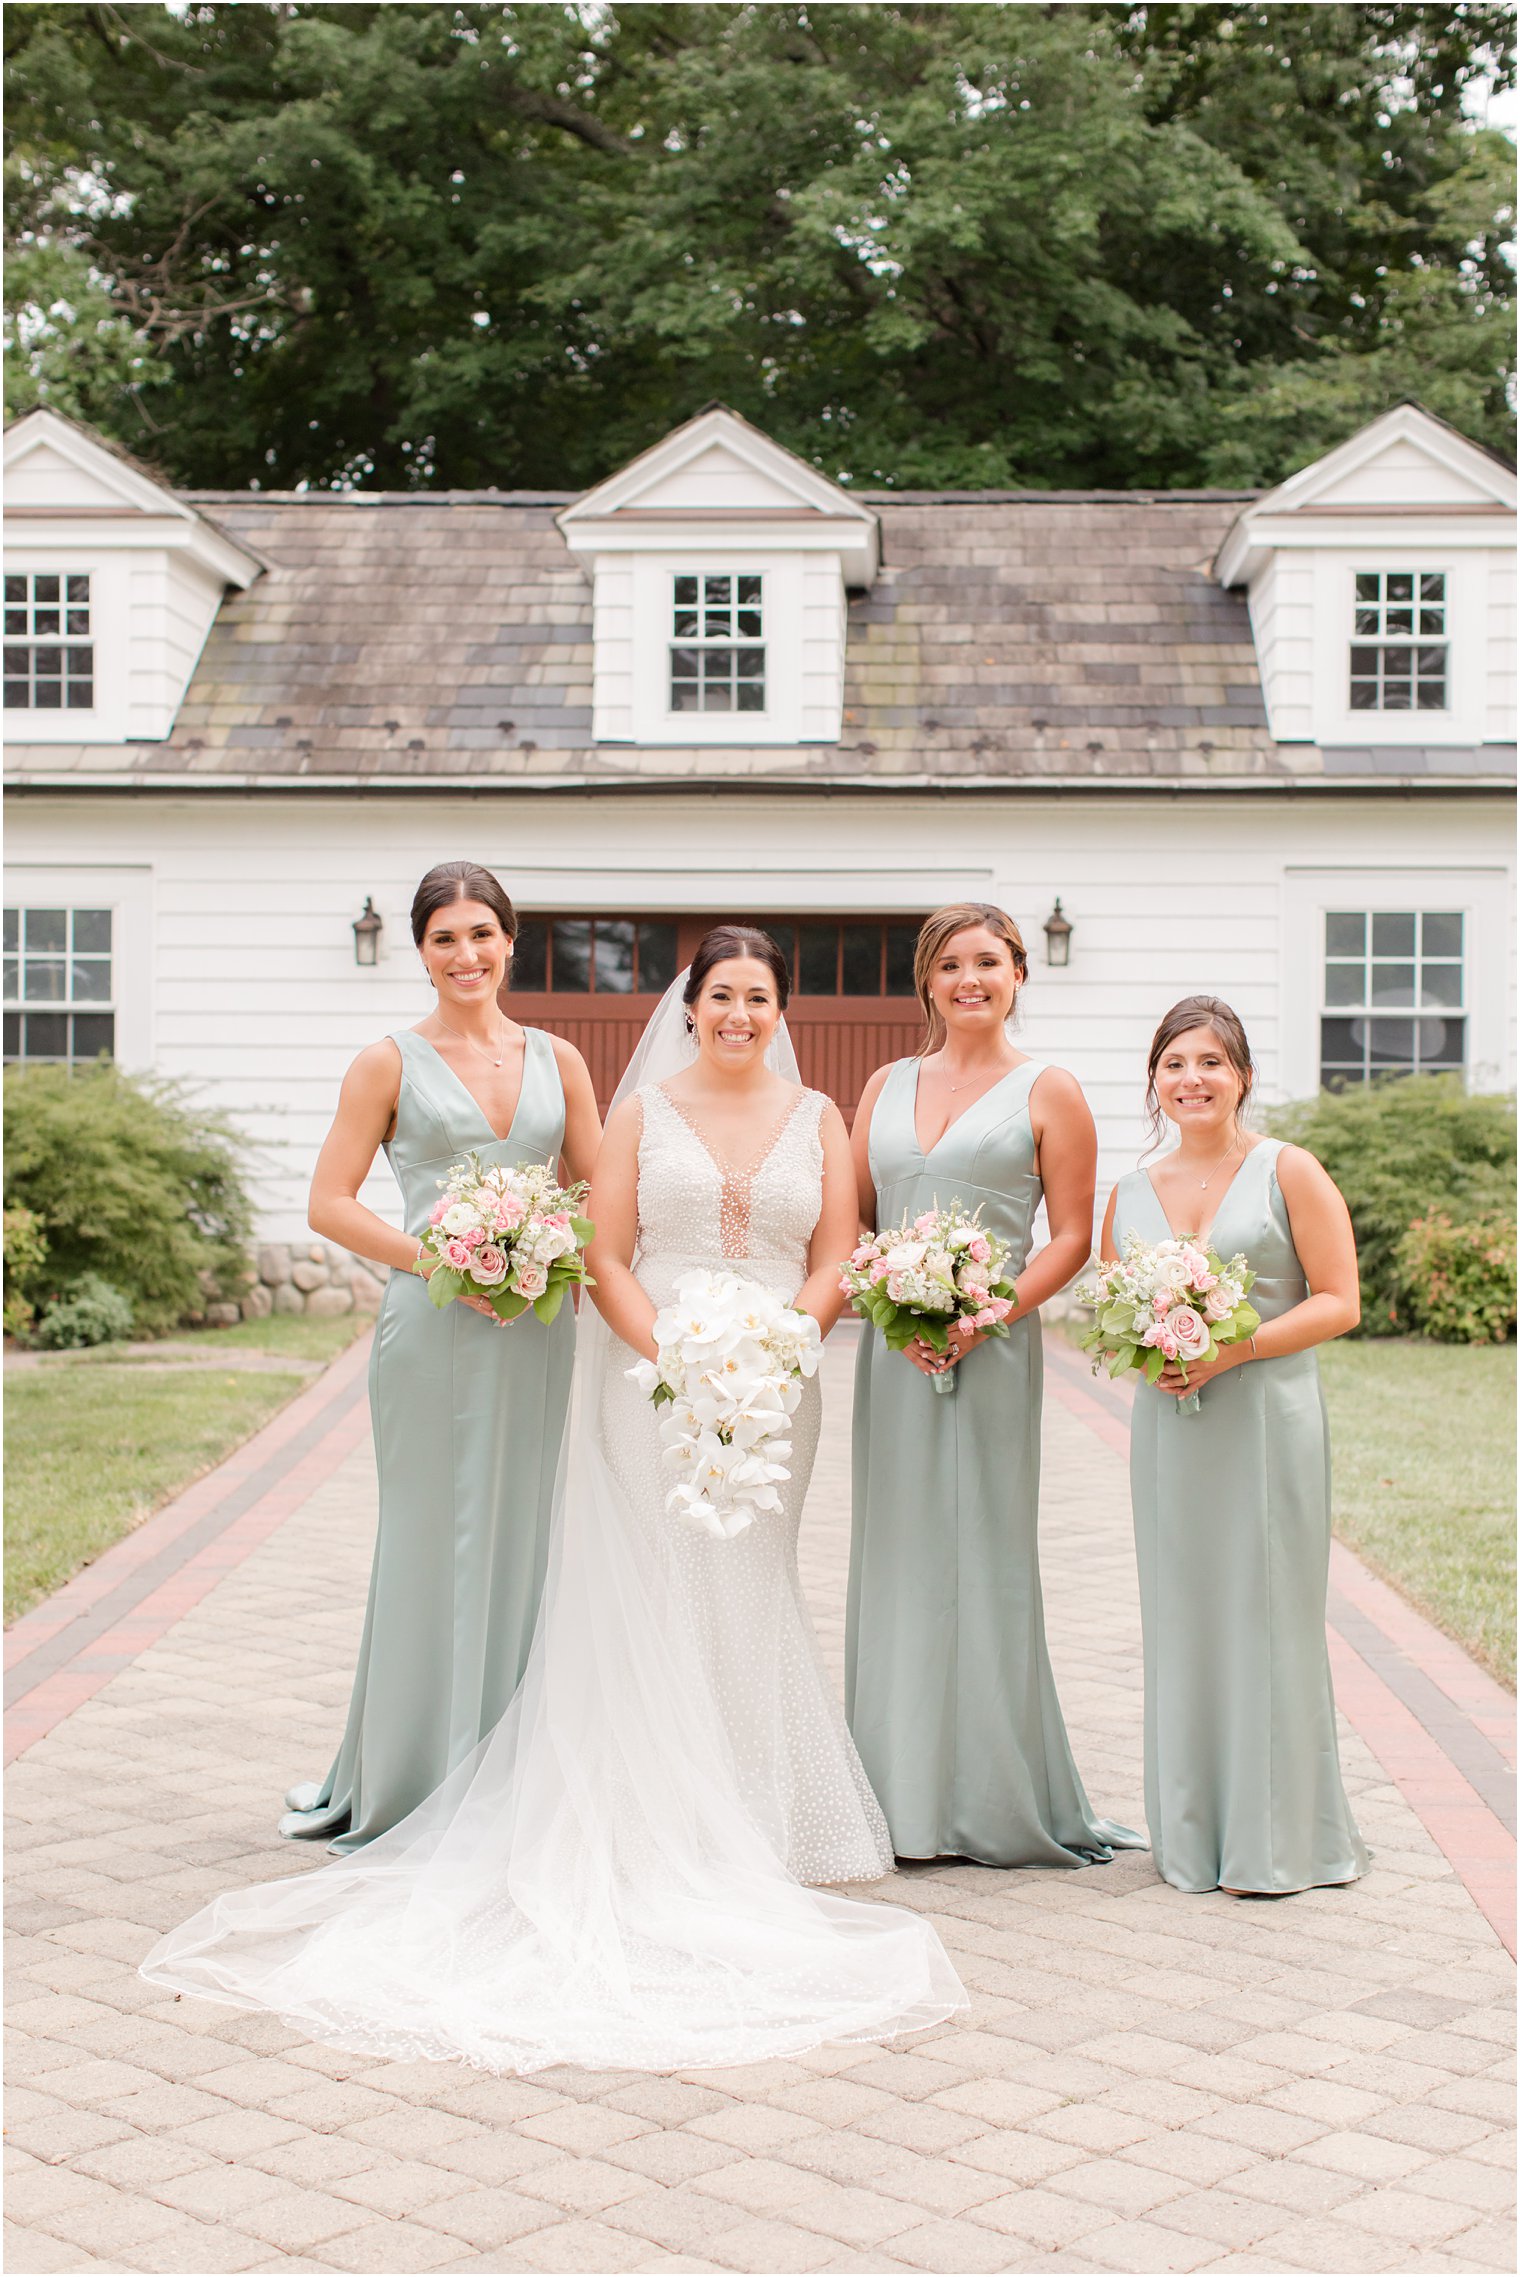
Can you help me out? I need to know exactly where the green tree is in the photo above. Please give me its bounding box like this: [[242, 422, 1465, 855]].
[[4, 3, 1513, 491]]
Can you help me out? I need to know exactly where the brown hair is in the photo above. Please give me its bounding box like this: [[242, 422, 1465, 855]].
[[409, 862, 518, 948], [1144, 996, 1255, 1147], [912, 903, 1028, 1055], [683, 925, 791, 1012]]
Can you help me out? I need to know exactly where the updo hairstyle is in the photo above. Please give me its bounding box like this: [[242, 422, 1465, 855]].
[[912, 902, 1028, 1055], [409, 861, 518, 947], [1144, 995, 1255, 1147], [682, 926, 792, 1015]]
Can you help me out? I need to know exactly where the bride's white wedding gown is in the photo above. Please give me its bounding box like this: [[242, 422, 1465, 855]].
[[141, 1074, 963, 2073]]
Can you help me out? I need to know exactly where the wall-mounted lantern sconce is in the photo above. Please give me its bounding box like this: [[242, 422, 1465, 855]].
[[1043, 898, 1073, 968], [352, 897, 384, 967]]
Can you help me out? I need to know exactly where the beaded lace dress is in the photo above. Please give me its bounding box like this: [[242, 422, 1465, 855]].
[[141, 1001, 963, 2074]]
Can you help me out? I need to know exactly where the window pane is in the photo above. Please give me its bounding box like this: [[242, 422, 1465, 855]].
[[550, 919, 591, 991], [738, 576, 761, 606], [24, 1012, 68, 1057], [33, 679, 63, 709], [841, 923, 882, 995], [71, 1013, 114, 1060], [1371, 912, 1416, 957], [3, 959, 16, 1001], [1387, 573, 1413, 601], [66, 677, 95, 710], [735, 681, 764, 711], [1415, 680, 1446, 711], [1420, 911, 1463, 959], [704, 683, 733, 711], [704, 576, 730, 605], [4, 609, 26, 638], [670, 649, 698, 679], [4, 576, 24, 605], [67, 574, 90, 604], [1367, 1017, 1418, 1070], [511, 918, 547, 990], [1349, 647, 1380, 675], [798, 922, 838, 994], [637, 922, 677, 994], [1420, 962, 1463, 1008], [1353, 608, 1381, 636], [1418, 1016, 1465, 1070], [1418, 609, 1443, 636], [1420, 573, 1445, 600], [1381, 677, 1412, 710], [1354, 573, 1380, 602], [1325, 912, 1365, 956], [670, 683, 701, 712], [3, 1011, 18, 1059], [1416, 646, 1446, 677], [885, 923, 918, 996], [24, 909, 67, 951], [23, 958, 66, 1002], [592, 919, 636, 994], [1370, 962, 1416, 1006], [1385, 608, 1413, 636], [1348, 679, 1378, 710], [34, 576, 59, 604], [674, 576, 697, 606], [71, 909, 111, 953], [70, 959, 112, 1003], [3, 909, 17, 952], [735, 649, 764, 677], [1319, 1017, 1363, 1073], [673, 608, 699, 638], [1324, 961, 1365, 1007], [34, 608, 60, 636]]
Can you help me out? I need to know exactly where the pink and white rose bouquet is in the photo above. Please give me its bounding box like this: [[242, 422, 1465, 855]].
[[839, 1200, 1019, 1396], [421, 1151, 593, 1325], [1076, 1233, 1259, 1413], [629, 1270, 822, 1540]]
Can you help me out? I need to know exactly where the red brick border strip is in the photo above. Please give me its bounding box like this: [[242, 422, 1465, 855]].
[[1043, 1332, 1516, 1955], [4, 1329, 374, 1764]]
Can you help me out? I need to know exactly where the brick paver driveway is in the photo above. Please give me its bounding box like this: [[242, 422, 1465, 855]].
[[6, 1328, 1515, 2275]]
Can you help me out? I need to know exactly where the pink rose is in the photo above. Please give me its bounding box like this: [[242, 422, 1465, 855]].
[[850, 1244, 876, 1267], [546, 1210, 571, 1229], [443, 1238, 472, 1270], [987, 1296, 1014, 1321], [885, 1273, 906, 1302], [1179, 1246, 1213, 1285], [463, 1225, 486, 1247], [973, 1305, 997, 1328], [1153, 1294, 1172, 1320], [1204, 1288, 1234, 1323], [913, 1212, 938, 1236], [953, 1317, 978, 1338], [968, 1237, 991, 1264], [429, 1199, 448, 1226], [870, 1260, 891, 1284], [472, 1244, 509, 1286], [497, 1193, 526, 1229], [514, 1261, 548, 1299], [1168, 1305, 1210, 1360]]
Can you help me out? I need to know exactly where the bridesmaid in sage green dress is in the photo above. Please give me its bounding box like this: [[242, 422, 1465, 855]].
[[1102, 994, 1367, 1897], [848, 903, 1139, 1867], [282, 862, 600, 1852]]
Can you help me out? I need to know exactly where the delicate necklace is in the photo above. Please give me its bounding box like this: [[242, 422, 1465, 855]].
[[1190, 1139, 1242, 1192], [436, 1014, 507, 1070], [938, 1059, 1009, 1094]]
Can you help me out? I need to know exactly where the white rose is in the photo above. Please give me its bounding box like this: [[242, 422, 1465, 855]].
[[441, 1202, 482, 1236]]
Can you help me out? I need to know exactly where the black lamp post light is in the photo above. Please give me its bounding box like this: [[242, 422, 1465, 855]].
[[352, 896, 384, 966], [1043, 898, 1073, 968]]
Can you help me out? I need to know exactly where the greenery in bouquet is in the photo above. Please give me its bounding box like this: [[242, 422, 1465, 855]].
[[421, 1153, 593, 1326], [840, 1201, 1019, 1361]]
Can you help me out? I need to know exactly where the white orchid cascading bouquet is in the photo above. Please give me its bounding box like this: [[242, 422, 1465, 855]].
[[629, 1270, 823, 1540], [1076, 1233, 1260, 1414], [421, 1152, 594, 1324], [839, 1201, 1019, 1396]]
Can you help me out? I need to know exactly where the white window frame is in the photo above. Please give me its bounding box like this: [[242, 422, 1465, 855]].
[[1281, 866, 1509, 1099], [1310, 551, 1484, 748], [629, 551, 803, 744], [0, 865, 153, 1069], [0, 554, 130, 742]]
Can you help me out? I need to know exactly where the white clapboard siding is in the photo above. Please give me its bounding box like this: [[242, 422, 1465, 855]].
[[5, 790, 1511, 1239]]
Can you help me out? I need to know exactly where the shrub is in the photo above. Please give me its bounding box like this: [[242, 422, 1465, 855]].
[[1393, 1213, 1517, 1346], [1266, 1077, 1516, 1338], [3, 1205, 48, 1340], [34, 1272, 135, 1350], [3, 1061, 253, 1337]]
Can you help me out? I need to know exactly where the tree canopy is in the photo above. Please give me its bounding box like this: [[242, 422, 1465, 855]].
[[5, 2, 1514, 491]]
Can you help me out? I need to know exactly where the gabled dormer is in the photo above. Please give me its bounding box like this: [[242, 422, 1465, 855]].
[[3, 409, 262, 744], [1214, 404, 1516, 752], [557, 405, 880, 746]]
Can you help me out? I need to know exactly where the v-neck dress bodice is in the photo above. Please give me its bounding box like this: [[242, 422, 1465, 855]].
[[1114, 1140, 1368, 1894], [847, 1056, 1139, 1867], [281, 1025, 576, 1853]]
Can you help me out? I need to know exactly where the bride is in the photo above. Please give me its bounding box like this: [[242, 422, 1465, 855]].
[[141, 926, 965, 2072]]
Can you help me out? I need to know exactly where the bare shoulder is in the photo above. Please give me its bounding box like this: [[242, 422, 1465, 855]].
[[811, 1091, 849, 1142], [1029, 1063, 1092, 1124], [545, 1029, 593, 1081], [1272, 1138, 1335, 1197], [348, 1035, 403, 1086], [855, 1063, 895, 1119], [600, 1092, 645, 1148]]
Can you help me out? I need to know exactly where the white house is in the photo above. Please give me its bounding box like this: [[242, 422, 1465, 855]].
[[4, 401, 1514, 1242]]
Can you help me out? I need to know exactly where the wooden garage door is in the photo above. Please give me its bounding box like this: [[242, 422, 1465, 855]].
[[506, 913, 926, 1122]]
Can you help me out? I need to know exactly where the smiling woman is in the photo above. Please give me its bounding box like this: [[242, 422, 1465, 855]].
[[277, 859, 602, 1853]]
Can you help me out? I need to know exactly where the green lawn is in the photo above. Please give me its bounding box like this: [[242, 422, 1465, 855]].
[[4, 1310, 368, 1622], [1320, 1338, 1516, 1689]]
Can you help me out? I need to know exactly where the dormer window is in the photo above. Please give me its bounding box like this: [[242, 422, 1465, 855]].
[[1349, 571, 1447, 712], [4, 573, 93, 710], [670, 574, 765, 714]]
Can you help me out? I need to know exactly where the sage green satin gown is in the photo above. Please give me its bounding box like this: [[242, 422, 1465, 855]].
[[1114, 1138, 1368, 1894], [281, 1026, 575, 1854], [847, 1057, 1140, 1867]]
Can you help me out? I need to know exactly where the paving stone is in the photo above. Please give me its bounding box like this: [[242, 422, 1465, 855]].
[[1072, 2217, 1221, 2271], [421, 2186, 566, 2250]]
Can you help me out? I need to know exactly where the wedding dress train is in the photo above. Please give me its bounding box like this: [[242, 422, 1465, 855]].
[[140, 1000, 964, 2072]]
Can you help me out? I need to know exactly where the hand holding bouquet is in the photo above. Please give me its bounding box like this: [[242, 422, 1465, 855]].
[[421, 1152, 593, 1325], [1076, 1233, 1260, 1413], [629, 1270, 822, 1540], [840, 1201, 1019, 1396]]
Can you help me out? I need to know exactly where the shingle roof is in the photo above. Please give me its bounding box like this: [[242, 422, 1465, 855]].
[[5, 486, 1510, 791]]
